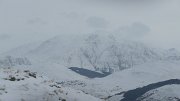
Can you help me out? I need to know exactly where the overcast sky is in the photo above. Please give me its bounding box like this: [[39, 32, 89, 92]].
[[0, 0, 180, 53]]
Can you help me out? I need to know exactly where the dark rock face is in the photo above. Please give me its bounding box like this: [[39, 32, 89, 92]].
[[137, 93, 180, 101], [108, 79, 180, 101], [69, 67, 111, 78], [3, 69, 37, 81], [58, 80, 87, 87], [121, 79, 180, 101], [28, 72, 37, 78]]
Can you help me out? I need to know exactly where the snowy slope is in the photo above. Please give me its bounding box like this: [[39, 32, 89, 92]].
[[0, 68, 101, 101], [3, 33, 180, 80], [1, 34, 180, 101], [139, 85, 180, 101], [2, 34, 180, 71], [57, 61, 180, 99]]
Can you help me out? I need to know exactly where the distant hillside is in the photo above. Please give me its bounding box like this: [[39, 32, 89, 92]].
[[1, 33, 180, 73]]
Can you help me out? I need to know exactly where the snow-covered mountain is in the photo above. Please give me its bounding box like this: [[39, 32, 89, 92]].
[[2, 33, 180, 72], [1, 33, 180, 101]]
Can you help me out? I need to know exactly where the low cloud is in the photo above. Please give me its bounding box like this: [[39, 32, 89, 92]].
[[0, 34, 11, 40], [59, 12, 81, 20], [114, 22, 151, 38], [27, 17, 47, 25], [86, 16, 109, 29]]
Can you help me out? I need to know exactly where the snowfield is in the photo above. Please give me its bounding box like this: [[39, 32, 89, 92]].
[[57, 61, 180, 100], [0, 68, 101, 101]]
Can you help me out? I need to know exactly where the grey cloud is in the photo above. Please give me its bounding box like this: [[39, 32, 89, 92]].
[[86, 16, 109, 29], [87, 0, 163, 6], [59, 12, 81, 19], [0, 34, 11, 40], [27, 17, 47, 25], [114, 22, 151, 38]]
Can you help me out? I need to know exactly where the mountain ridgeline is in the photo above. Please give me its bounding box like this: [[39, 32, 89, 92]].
[[0, 56, 31, 67], [1, 34, 180, 73]]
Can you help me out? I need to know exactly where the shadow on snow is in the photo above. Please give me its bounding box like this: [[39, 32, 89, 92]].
[[69, 67, 111, 78]]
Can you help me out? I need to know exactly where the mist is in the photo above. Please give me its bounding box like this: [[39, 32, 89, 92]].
[[0, 0, 180, 53]]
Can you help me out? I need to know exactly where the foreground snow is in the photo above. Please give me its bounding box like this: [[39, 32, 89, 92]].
[[1, 61, 180, 101], [140, 85, 180, 101], [57, 61, 180, 100], [0, 68, 101, 101]]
